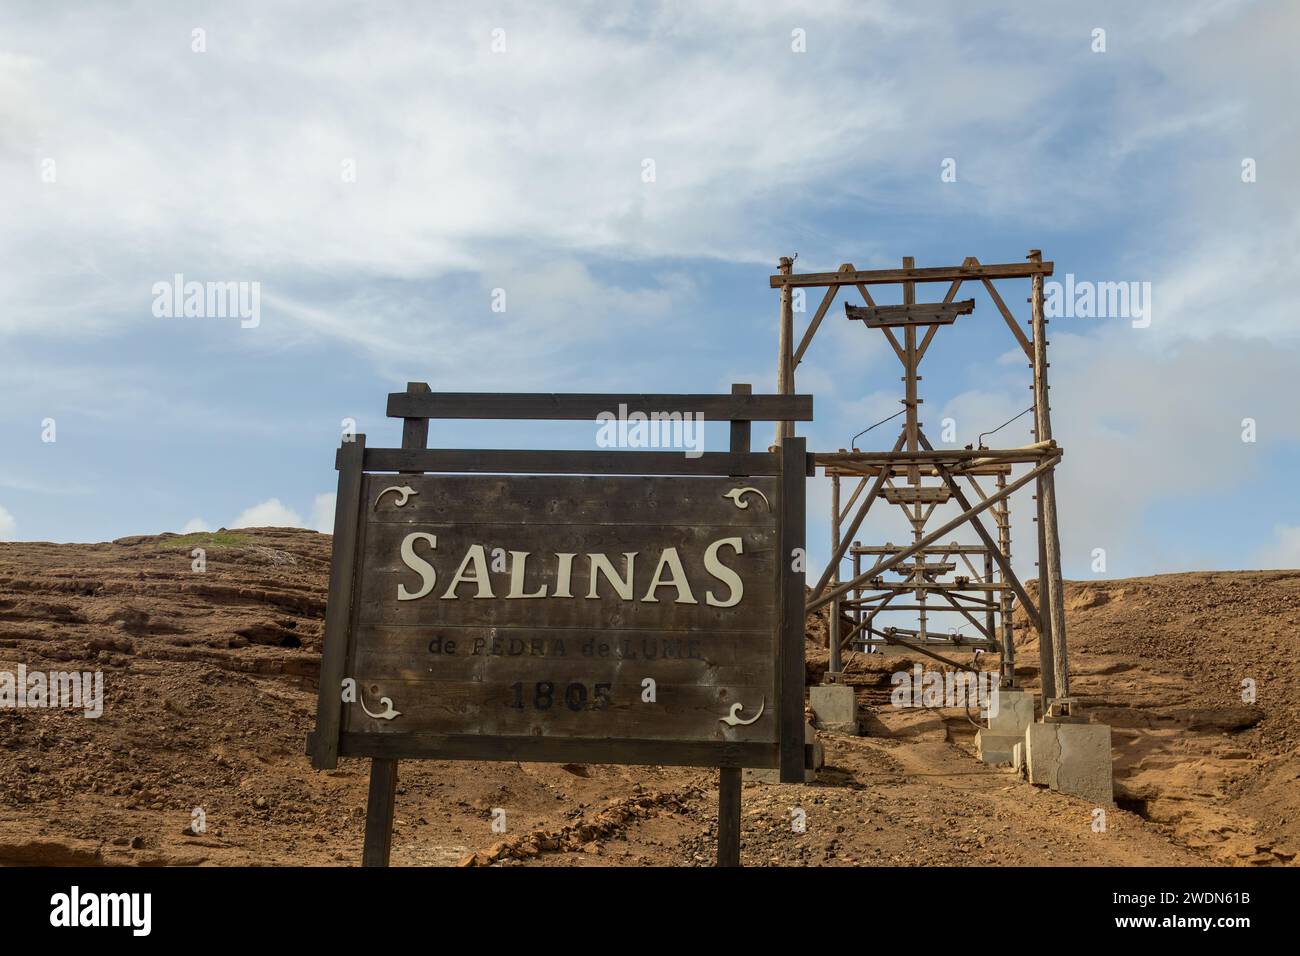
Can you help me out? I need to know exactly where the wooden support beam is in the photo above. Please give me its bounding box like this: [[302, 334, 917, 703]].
[[387, 391, 813, 422], [777, 437, 807, 782], [717, 767, 741, 867], [310, 434, 366, 771], [916, 266, 972, 362], [852, 543, 992, 555], [845, 580, 1014, 593], [930, 587, 994, 640], [358, 448, 803, 477], [829, 472, 842, 673], [776, 256, 795, 444], [889, 561, 957, 574], [809, 432, 907, 600], [982, 276, 1035, 361], [1029, 248, 1071, 704], [877, 636, 989, 671], [362, 380, 430, 867], [848, 603, 1001, 614], [825, 462, 1014, 479], [816, 444, 1055, 466], [792, 264, 850, 367], [914, 431, 1044, 633], [770, 260, 1054, 289], [995, 472, 1016, 687], [838, 475, 869, 523], [845, 298, 975, 328], [361, 758, 399, 866], [881, 486, 952, 505], [880, 326, 908, 363], [902, 258, 919, 488]]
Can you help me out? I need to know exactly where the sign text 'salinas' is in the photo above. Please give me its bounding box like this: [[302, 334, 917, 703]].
[[350, 474, 777, 744]]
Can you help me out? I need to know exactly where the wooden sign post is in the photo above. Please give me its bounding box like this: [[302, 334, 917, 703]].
[[308, 385, 812, 866]]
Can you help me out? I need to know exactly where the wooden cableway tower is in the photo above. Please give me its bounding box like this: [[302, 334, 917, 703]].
[[772, 252, 1076, 717]]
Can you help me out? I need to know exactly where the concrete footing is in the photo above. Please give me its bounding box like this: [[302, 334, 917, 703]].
[[977, 689, 1035, 764], [986, 689, 1035, 736], [975, 731, 1020, 764], [809, 683, 858, 735], [1024, 721, 1114, 806]]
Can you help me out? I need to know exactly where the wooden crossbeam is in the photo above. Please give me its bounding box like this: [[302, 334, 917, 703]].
[[770, 260, 1053, 289], [387, 391, 813, 422], [817, 444, 1055, 466], [852, 544, 990, 555], [845, 298, 975, 329], [889, 562, 957, 575], [764, 261, 1050, 287], [857, 637, 998, 652], [881, 486, 952, 505], [848, 581, 1012, 592], [823, 462, 1014, 479]]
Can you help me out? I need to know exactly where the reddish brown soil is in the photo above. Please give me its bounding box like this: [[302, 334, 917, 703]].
[[0, 529, 1294, 866]]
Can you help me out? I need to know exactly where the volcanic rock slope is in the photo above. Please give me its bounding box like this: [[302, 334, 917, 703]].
[[0, 529, 1294, 866]]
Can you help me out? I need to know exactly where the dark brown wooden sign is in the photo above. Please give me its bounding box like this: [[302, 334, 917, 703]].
[[307, 385, 811, 865]]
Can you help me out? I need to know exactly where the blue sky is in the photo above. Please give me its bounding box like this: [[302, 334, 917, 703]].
[[2, 0, 1298, 582]]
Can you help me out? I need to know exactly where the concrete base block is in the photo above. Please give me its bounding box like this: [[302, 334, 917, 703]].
[[809, 683, 858, 735], [986, 689, 1035, 737], [1024, 722, 1114, 806], [975, 731, 1020, 764], [1012, 741, 1025, 775], [745, 722, 822, 783]]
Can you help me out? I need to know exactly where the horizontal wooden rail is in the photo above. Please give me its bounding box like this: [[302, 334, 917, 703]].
[[816, 443, 1058, 465], [845, 299, 975, 328], [341, 446, 818, 477], [387, 391, 813, 422], [851, 543, 994, 555], [318, 732, 820, 769], [770, 261, 1053, 289]]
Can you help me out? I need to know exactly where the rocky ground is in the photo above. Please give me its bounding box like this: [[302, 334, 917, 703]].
[[0, 528, 1295, 866]]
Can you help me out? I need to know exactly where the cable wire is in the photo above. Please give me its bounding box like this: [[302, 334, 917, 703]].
[[850, 408, 905, 449], [976, 405, 1034, 449]]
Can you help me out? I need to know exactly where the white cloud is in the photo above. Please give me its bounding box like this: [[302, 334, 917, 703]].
[[0, 505, 16, 540], [180, 517, 210, 534], [0, 2, 885, 343], [230, 499, 304, 529], [310, 493, 336, 533], [1, 0, 1219, 354]]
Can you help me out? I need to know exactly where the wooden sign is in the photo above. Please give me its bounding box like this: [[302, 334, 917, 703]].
[[306, 385, 812, 865]]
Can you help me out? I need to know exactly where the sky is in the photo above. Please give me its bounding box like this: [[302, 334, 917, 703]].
[[1, 0, 1298, 586]]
